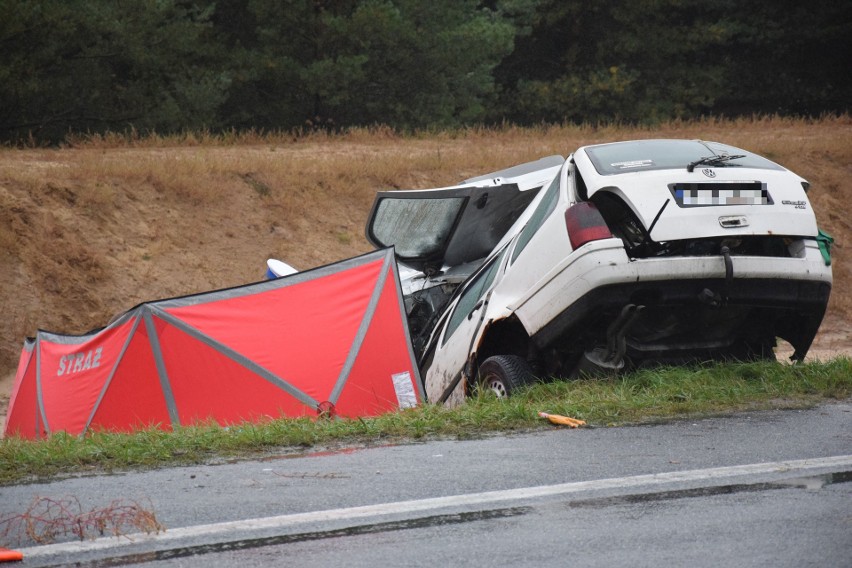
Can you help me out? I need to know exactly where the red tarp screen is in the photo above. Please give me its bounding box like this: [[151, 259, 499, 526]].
[[4, 249, 422, 439]]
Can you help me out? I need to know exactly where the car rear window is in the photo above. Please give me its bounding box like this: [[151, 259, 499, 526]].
[[584, 140, 784, 176]]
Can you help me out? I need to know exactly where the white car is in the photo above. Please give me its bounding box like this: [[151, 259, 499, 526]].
[[365, 140, 833, 404]]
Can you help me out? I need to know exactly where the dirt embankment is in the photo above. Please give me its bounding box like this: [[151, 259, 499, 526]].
[[1, 118, 850, 426]]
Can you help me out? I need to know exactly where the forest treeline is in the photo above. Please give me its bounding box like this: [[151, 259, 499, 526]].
[[1, 0, 849, 143]]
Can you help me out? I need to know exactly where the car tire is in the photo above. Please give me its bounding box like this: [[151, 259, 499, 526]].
[[477, 355, 534, 398]]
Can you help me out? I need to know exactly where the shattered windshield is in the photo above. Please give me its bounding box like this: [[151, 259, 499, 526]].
[[370, 197, 465, 258], [584, 140, 784, 175], [367, 182, 541, 271]]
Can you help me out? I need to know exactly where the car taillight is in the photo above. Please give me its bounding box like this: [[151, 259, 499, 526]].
[[565, 202, 612, 249]]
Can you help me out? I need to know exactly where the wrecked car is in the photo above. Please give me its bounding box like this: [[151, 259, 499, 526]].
[[365, 139, 833, 404]]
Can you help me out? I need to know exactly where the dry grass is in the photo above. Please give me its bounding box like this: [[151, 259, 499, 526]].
[[0, 496, 163, 545], [0, 116, 849, 386]]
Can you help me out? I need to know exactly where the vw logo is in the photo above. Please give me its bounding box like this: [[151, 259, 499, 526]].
[[702, 168, 716, 178]]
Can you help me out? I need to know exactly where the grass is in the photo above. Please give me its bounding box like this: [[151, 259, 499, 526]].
[[1, 358, 849, 486]]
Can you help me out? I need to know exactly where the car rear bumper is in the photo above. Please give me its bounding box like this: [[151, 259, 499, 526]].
[[514, 238, 832, 360]]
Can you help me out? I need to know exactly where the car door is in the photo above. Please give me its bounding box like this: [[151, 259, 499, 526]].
[[421, 248, 507, 405]]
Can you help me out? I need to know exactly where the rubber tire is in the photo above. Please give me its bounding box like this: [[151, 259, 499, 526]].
[[477, 355, 534, 398]]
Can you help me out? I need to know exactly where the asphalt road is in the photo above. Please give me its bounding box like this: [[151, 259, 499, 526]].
[[2, 402, 850, 567]]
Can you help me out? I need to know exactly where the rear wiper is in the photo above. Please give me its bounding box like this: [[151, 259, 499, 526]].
[[686, 154, 746, 172]]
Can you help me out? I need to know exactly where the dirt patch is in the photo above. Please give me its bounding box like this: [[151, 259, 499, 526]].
[[0, 371, 13, 432], [1, 119, 850, 430]]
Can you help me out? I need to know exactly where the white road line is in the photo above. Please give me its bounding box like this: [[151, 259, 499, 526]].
[[21, 454, 852, 559]]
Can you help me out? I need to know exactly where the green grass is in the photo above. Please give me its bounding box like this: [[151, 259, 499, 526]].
[[1, 358, 850, 486]]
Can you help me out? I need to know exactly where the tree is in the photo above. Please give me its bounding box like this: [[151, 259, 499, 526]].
[[492, 0, 734, 123], [490, 0, 851, 124], [711, 0, 852, 116], [214, 0, 517, 130], [2, 0, 847, 143], [0, 1, 229, 143]]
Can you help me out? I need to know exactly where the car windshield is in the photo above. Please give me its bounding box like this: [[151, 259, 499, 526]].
[[584, 140, 784, 176], [367, 183, 542, 272], [370, 197, 465, 258]]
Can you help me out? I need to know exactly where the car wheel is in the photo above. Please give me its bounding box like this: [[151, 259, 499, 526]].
[[477, 355, 534, 398]]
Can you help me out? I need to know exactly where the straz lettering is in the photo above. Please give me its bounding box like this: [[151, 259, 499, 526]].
[[57, 348, 103, 376]]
